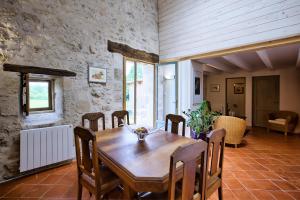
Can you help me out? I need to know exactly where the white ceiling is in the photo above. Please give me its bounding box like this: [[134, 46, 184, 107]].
[[195, 43, 300, 74]]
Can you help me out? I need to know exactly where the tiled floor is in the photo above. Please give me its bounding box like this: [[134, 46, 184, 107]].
[[1, 127, 300, 200]]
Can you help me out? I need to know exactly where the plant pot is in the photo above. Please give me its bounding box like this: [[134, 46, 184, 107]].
[[190, 129, 207, 140]]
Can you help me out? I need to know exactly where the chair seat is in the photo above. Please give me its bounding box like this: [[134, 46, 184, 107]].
[[81, 166, 120, 194], [268, 118, 287, 125]]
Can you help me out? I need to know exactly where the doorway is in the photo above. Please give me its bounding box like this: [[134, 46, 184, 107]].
[[226, 77, 246, 117], [253, 75, 280, 127], [124, 59, 155, 127], [156, 63, 177, 127]]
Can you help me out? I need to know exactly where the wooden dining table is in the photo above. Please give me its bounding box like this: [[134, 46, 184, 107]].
[[95, 127, 197, 199]]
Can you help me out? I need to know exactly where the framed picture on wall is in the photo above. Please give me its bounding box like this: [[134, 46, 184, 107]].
[[88, 67, 107, 83], [195, 77, 201, 95], [234, 83, 244, 94], [210, 84, 220, 92], [193, 71, 202, 104]]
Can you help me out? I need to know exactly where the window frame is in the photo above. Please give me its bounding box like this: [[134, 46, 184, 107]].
[[28, 79, 54, 113]]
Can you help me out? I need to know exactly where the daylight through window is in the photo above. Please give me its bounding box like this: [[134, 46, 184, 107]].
[[29, 80, 53, 112]]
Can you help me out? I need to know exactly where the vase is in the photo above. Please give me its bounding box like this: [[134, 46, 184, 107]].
[[190, 129, 207, 140]]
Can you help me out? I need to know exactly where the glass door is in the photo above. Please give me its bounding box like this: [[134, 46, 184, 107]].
[[124, 59, 155, 127], [156, 63, 177, 127]]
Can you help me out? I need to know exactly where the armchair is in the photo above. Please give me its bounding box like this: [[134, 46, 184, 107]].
[[213, 116, 246, 148], [268, 111, 299, 136]]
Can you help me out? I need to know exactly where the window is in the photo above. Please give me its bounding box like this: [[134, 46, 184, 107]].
[[29, 80, 53, 112]]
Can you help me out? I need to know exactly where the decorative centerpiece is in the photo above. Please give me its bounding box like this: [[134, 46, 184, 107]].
[[183, 101, 220, 140], [124, 122, 159, 141]]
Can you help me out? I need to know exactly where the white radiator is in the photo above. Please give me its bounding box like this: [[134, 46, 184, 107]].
[[20, 125, 74, 172]]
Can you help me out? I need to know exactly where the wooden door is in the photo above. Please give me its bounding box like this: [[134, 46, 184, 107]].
[[253, 76, 280, 127]]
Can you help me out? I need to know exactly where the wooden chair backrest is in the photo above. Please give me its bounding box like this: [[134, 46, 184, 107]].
[[165, 114, 186, 136], [112, 110, 129, 128], [206, 129, 226, 180], [82, 112, 105, 131], [74, 126, 100, 188], [168, 141, 207, 200]]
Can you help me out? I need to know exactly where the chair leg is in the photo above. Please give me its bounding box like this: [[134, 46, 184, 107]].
[[235, 144, 238, 148], [77, 182, 82, 200], [218, 186, 223, 200]]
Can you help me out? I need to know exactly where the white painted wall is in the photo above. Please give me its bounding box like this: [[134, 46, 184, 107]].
[[205, 67, 300, 133], [178, 60, 193, 115], [158, 0, 300, 60], [177, 60, 203, 115]]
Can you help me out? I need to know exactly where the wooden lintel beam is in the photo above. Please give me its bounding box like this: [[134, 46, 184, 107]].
[[3, 64, 76, 77], [107, 40, 159, 63]]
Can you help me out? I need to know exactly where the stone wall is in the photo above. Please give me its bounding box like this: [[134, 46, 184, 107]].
[[0, 0, 158, 181]]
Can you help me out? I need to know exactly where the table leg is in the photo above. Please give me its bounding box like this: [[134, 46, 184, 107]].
[[123, 183, 135, 200]]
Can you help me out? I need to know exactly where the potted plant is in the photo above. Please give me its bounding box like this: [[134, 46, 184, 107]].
[[183, 101, 220, 140]]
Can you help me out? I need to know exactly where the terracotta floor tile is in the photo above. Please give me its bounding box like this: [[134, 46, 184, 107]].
[[288, 191, 300, 200], [261, 171, 283, 180], [290, 180, 300, 189], [0, 181, 19, 197], [240, 179, 281, 190], [41, 185, 70, 198], [251, 190, 276, 200], [22, 185, 50, 198], [223, 189, 237, 200], [238, 179, 260, 190], [231, 188, 256, 200], [224, 178, 244, 190], [270, 191, 296, 200], [4, 184, 35, 198], [57, 173, 77, 185], [63, 184, 77, 198], [16, 174, 49, 185], [232, 171, 252, 179], [246, 170, 266, 180], [39, 174, 63, 185], [52, 164, 74, 175], [272, 180, 298, 190]]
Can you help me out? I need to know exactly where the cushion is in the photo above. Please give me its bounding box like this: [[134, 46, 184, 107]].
[[268, 118, 287, 125]]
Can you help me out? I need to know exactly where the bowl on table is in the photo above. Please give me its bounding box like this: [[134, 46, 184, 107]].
[[123, 122, 160, 141]]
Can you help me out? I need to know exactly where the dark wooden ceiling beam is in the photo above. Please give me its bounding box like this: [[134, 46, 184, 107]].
[[3, 63, 76, 77], [107, 40, 159, 63]]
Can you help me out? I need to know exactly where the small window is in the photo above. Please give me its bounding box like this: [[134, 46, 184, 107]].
[[29, 80, 53, 112]]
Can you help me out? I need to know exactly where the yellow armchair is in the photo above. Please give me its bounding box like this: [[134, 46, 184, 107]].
[[213, 116, 246, 148]]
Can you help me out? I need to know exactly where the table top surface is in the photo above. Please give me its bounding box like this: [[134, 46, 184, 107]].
[[96, 127, 196, 181]]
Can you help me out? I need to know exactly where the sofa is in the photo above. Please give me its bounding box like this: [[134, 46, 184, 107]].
[[268, 111, 299, 136], [214, 116, 246, 148]]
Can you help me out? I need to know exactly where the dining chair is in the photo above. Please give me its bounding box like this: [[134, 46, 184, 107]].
[[141, 141, 208, 200], [112, 110, 129, 128], [165, 114, 186, 136], [74, 126, 120, 200], [203, 128, 226, 200], [82, 112, 105, 131]]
